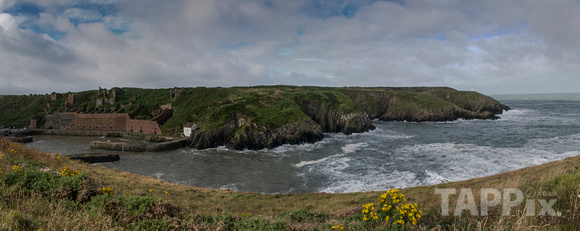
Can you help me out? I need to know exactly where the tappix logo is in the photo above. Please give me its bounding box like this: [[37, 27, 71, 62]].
[[434, 188, 560, 216]]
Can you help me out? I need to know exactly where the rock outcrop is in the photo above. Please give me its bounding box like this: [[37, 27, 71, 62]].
[[227, 118, 323, 150], [187, 87, 510, 150], [299, 99, 375, 134]]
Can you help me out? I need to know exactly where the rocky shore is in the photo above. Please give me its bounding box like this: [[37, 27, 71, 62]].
[[188, 87, 510, 150]]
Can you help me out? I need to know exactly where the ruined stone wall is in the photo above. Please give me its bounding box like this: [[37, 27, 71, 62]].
[[126, 119, 161, 134], [75, 114, 118, 130], [45, 113, 76, 129], [45, 112, 161, 134]]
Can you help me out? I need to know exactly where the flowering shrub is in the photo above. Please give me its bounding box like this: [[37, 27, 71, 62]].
[[59, 167, 80, 177], [100, 187, 114, 195], [361, 189, 422, 227], [362, 203, 378, 221]]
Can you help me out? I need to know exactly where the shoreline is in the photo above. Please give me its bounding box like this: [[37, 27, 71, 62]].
[[32, 129, 188, 152], [2, 138, 579, 229]]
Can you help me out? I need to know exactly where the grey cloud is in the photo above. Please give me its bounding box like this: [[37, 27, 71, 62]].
[[1, 0, 580, 95]]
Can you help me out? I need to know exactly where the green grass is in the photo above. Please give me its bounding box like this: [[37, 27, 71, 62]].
[[1, 138, 579, 230], [0, 94, 50, 127]]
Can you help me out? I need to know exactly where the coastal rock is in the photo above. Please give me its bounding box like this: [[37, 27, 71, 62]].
[[227, 118, 323, 150], [189, 121, 236, 149], [181, 87, 510, 150], [300, 100, 375, 134]]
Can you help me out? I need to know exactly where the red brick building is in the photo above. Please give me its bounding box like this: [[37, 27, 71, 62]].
[[46, 113, 162, 134]]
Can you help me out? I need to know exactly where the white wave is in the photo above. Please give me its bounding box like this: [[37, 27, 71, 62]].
[[394, 138, 580, 184], [272, 138, 331, 154], [341, 142, 368, 153], [294, 142, 367, 168], [320, 170, 420, 193], [220, 183, 239, 191], [422, 170, 449, 185], [152, 172, 164, 179], [294, 154, 344, 168], [503, 109, 535, 116]]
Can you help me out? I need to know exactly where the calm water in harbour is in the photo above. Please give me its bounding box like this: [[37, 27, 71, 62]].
[[26, 94, 580, 194]]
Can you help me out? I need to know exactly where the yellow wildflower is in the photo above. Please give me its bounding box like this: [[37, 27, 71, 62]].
[[332, 224, 345, 230], [99, 187, 114, 195]]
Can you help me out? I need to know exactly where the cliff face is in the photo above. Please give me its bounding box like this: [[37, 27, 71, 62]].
[[188, 98, 374, 150], [186, 87, 509, 150], [299, 99, 375, 134], [185, 87, 510, 150], [341, 88, 510, 122], [227, 118, 324, 150]]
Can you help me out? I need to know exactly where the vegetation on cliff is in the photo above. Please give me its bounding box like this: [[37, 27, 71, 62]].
[[2, 138, 579, 230], [170, 86, 508, 150], [0, 86, 509, 150]]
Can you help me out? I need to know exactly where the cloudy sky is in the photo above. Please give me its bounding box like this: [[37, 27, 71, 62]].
[[1, 0, 579, 95]]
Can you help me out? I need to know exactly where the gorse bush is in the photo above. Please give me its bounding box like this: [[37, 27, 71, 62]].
[[361, 189, 422, 227], [99, 186, 114, 195], [1, 165, 84, 196]]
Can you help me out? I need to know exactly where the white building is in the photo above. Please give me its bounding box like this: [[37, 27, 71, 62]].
[[183, 122, 197, 137]]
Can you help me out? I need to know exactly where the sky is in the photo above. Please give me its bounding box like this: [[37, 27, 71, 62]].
[[0, 0, 579, 95]]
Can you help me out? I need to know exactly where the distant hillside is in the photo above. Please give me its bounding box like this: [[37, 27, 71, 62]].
[[0, 86, 510, 149]]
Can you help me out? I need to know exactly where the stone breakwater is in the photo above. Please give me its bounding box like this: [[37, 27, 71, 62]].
[[90, 139, 188, 152]]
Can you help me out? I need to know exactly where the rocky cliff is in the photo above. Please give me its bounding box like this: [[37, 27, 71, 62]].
[[186, 86, 509, 150], [341, 87, 510, 122]]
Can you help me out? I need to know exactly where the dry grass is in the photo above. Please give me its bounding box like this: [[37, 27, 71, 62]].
[[1, 138, 580, 230]]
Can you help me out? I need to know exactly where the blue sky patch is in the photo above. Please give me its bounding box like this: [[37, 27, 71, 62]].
[[469, 23, 527, 41], [3, 2, 45, 16], [277, 47, 296, 56], [2, 1, 129, 38], [302, 0, 405, 19], [221, 41, 255, 50], [415, 33, 448, 41]]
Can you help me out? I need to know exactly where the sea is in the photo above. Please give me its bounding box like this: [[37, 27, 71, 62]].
[[26, 94, 580, 194]]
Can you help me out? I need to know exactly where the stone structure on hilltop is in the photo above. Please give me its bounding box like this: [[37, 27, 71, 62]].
[[96, 87, 117, 107], [170, 88, 185, 100], [65, 93, 74, 111], [50, 92, 59, 101], [42, 87, 175, 135]]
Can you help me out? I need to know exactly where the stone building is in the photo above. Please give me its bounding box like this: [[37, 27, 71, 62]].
[[46, 112, 165, 134], [183, 122, 197, 137]]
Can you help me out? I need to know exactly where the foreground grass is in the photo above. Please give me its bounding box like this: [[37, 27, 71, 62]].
[[1, 138, 579, 230]]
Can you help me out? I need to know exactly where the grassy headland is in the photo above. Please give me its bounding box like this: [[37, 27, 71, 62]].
[[1, 139, 579, 230], [0, 86, 507, 130], [0, 86, 509, 150]]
